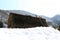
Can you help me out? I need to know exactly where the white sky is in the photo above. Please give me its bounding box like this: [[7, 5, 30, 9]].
[[0, 0, 60, 17]]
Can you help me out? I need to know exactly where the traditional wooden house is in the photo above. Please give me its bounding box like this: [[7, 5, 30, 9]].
[[0, 21, 3, 28], [8, 12, 48, 28], [58, 26, 60, 31]]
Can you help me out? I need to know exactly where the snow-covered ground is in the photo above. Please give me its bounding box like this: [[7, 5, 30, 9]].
[[0, 26, 60, 40]]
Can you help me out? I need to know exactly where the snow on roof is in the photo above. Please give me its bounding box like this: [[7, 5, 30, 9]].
[[7, 10, 38, 17], [0, 26, 60, 40]]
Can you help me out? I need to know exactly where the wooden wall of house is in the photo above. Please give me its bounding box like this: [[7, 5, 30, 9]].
[[58, 26, 60, 31], [8, 13, 48, 28]]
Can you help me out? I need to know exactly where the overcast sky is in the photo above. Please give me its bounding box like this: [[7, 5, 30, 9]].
[[0, 0, 60, 17]]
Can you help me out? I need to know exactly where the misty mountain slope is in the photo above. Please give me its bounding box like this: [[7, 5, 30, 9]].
[[51, 15, 60, 25], [52, 15, 60, 20], [0, 10, 8, 15], [0, 26, 60, 40], [0, 10, 9, 25]]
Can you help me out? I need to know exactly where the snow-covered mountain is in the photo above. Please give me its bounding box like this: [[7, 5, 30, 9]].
[[0, 26, 60, 40], [51, 15, 60, 26], [51, 15, 60, 23]]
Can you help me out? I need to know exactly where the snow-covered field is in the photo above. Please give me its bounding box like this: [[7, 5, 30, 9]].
[[0, 26, 60, 40]]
